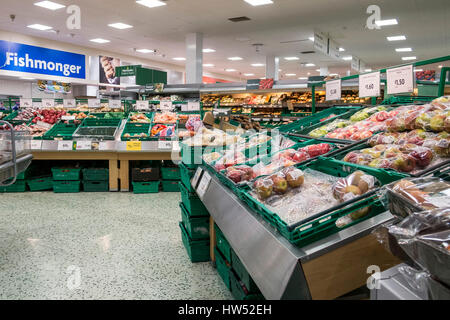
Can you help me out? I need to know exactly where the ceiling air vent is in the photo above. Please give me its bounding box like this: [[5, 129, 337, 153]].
[[229, 16, 251, 22], [301, 51, 316, 54]]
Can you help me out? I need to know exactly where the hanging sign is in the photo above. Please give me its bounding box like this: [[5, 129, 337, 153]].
[[328, 39, 341, 60], [351, 56, 360, 72], [160, 101, 173, 110], [313, 30, 328, 55], [359, 71, 381, 98], [109, 100, 121, 109], [326, 79, 342, 101], [88, 99, 101, 108], [136, 100, 149, 111], [386, 64, 414, 95], [19, 98, 32, 108], [64, 99, 76, 108]]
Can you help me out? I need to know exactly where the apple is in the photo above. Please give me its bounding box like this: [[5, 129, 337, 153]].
[[409, 147, 433, 168], [430, 113, 446, 132], [292, 151, 310, 163], [285, 168, 305, 188], [254, 179, 273, 200], [392, 155, 416, 172], [270, 174, 289, 194], [227, 170, 242, 183]]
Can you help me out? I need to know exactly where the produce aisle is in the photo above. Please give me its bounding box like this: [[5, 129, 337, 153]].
[[0, 192, 232, 300]]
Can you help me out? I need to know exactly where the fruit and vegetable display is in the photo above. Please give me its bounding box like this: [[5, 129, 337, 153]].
[[129, 113, 151, 123], [309, 119, 352, 138], [13, 108, 41, 122], [182, 127, 244, 147], [349, 106, 387, 122], [31, 108, 68, 125], [151, 124, 176, 138], [153, 112, 178, 124]]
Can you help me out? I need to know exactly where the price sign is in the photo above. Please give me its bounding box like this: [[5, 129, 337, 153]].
[[61, 115, 76, 121], [75, 140, 92, 150], [326, 79, 342, 101], [42, 99, 55, 108], [191, 167, 203, 189], [88, 99, 101, 109], [31, 140, 42, 150], [359, 71, 381, 98], [187, 101, 200, 111], [263, 118, 270, 122], [387, 64, 414, 95], [197, 171, 212, 199], [20, 99, 32, 108], [126, 141, 142, 151], [158, 140, 172, 150], [136, 100, 149, 111], [64, 99, 76, 109], [109, 100, 121, 109], [36, 121, 53, 129], [33, 101, 43, 109], [160, 101, 173, 111], [58, 140, 74, 151]]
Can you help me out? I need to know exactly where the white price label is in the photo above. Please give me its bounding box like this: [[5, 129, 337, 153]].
[[136, 100, 149, 111], [263, 118, 270, 122], [326, 79, 342, 101], [253, 118, 261, 121], [42, 99, 55, 108], [160, 101, 173, 110], [58, 140, 73, 151], [172, 141, 180, 151], [187, 101, 200, 111], [31, 140, 42, 150], [88, 99, 101, 108], [387, 64, 414, 95], [33, 101, 43, 109], [76, 140, 91, 150], [20, 99, 32, 108], [109, 100, 121, 109], [158, 140, 172, 150], [359, 71, 381, 98], [61, 115, 76, 121], [36, 121, 53, 129], [64, 99, 76, 109], [191, 167, 203, 188], [197, 171, 212, 199]]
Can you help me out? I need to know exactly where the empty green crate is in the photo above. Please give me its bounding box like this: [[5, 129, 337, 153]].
[[0, 180, 27, 192], [83, 180, 109, 192], [215, 247, 231, 290], [215, 224, 232, 263], [229, 269, 264, 301], [180, 202, 210, 240], [162, 180, 180, 192], [27, 176, 53, 191], [231, 249, 259, 293], [42, 123, 78, 140], [51, 168, 81, 181], [179, 222, 210, 263], [132, 181, 160, 194], [161, 166, 181, 180], [82, 168, 109, 181], [121, 123, 151, 141], [53, 180, 80, 193], [179, 182, 209, 217], [180, 162, 196, 192]]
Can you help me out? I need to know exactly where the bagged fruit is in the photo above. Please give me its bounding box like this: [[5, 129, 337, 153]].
[[225, 165, 254, 184]]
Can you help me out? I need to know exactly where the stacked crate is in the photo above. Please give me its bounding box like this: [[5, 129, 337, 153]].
[[160, 161, 181, 192], [0, 165, 32, 192], [27, 164, 53, 192], [52, 167, 81, 193], [82, 168, 109, 192], [131, 161, 160, 194]]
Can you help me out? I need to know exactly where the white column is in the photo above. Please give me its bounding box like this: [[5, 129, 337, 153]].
[[265, 55, 279, 80], [319, 67, 329, 76], [185, 33, 203, 84]]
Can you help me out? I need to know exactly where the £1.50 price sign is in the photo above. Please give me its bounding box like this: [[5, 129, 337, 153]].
[[326, 79, 342, 101], [386, 64, 414, 95], [359, 71, 381, 98]]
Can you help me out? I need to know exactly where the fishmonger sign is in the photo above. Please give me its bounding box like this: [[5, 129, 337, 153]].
[[0, 40, 86, 79]]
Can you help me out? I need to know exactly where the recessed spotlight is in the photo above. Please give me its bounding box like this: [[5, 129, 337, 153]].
[[226, 69, 236, 72], [309, 37, 314, 41], [228, 57, 243, 61], [278, 69, 282, 72], [387, 35, 406, 41], [298, 77, 308, 80], [284, 57, 299, 61], [375, 19, 398, 27], [305, 63, 315, 67], [286, 73, 296, 76], [203, 49, 216, 53], [34, 1, 65, 10], [342, 56, 352, 61], [244, 0, 273, 6], [251, 63, 265, 67], [339, 47, 345, 52], [108, 23, 133, 29], [438, 65, 443, 68], [27, 24, 52, 31], [203, 64, 214, 67], [307, 72, 311, 75], [315, 69, 321, 72], [173, 57, 186, 61], [402, 56, 416, 61], [90, 38, 110, 43], [414, 69, 423, 72], [396, 48, 412, 52], [364, 69, 372, 72], [136, 0, 167, 8], [244, 73, 255, 76], [136, 49, 155, 53]]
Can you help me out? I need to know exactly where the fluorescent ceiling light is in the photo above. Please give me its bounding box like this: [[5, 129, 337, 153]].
[[27, 24, 52, 31], [228, 57, 243, 61], [90, 38, 110, 43], [396, 48, 412, 52], [203, 48, 216, 53], [203, 64, 214, 67], [34, 1, 65, 10], [402, 56, 416, 61], [305, 63, 315, 67], [108, 23, 133, 29], [284, 57, 299, 61], [136, 49, 155, 53], [225, 69, 236, 72], [251, 63, 265, 67], [136, 0, 167, 8], [309, 37, 314, 42], [438, 65, 443, 68], [259, 77, 266, 80], [278, 69, 282, 72], [375, 19, 398, 26], [298, 77, 308, 80], [244, 73, 255, 76], [315, 69, 321, 72], [286, 73, 296, 76], [173, 57, 186, 61], [339, 47, 345, 52], [414, 69, 423, 72], [342, 56, 352, 61], [244, 0, 273, 6], [387, 35, 406, 41], [329, 73, 338, 76], [20, 77, 36, 80], [307, 72, 311, 75], [365, 69, 372, 72]]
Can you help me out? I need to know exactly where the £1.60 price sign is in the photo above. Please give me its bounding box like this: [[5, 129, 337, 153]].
[[359, 71, 381, 98], [386, 64, 414, 95], [326, 79, 342, 101]]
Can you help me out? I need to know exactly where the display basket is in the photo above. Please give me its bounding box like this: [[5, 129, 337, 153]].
[[121, 123, 152, 141], [72, 117, 121, 140], [132, 181, 160, 194], [42, 122, 79, 140], [149, 121, 178, 141]]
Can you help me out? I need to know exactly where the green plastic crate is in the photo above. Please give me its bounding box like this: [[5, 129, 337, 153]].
[[161, 180, 180, 192], [0, 180, 27, 192], [51, 167, 81, 181], [215, 247, 231, 290], [229, 269, 264, 301], [53, 180, 80, 193], [180, 202, 210, 240], [121, 122, 151, 141], [83, 180, 109, 192], [161, 166, 181, 180], [42, 123, 78, 140], [179, 182, 209, 216], [132, 181, 160, 194], [27, 176, 53, 191], [180, 162, 196, 192], [82, 168, 109, 181], [181, 143, 220, 169], [179, 222, 210, 263], [215, 224, 232, 263], [231, 249, 259, 293], [80, 118, 121, 127]]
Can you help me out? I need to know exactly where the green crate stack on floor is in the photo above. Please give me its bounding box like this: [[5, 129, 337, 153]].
[[0, 164, 33, 192], [51, 166, 82, 193], [160, 160, 181, 192], [214, 224, 264, 300], [131, 160, 160, 194], [27, 164, 53, 192], [82, 167, 109, 192]]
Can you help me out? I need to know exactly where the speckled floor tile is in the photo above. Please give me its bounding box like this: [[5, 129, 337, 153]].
[[0, 192, 233, 300]]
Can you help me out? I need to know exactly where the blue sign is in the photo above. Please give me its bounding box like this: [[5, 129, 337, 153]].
[[0, 40, 86, 79]]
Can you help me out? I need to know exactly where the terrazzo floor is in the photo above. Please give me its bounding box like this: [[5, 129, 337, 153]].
[[0, 192, 233, 300]]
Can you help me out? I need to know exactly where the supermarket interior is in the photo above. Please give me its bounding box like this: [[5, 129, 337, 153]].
[[0, 0, 449, 302]]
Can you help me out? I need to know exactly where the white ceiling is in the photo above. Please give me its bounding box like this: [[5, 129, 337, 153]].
[[0, 0, 449, 81]]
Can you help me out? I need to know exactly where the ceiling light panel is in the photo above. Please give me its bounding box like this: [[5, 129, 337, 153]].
[[402, 56, 416, 61], [387, 35, 406, 41], [251, 63, 265, 67], [305, 63, 315, 67], [136, 0, 167, 8], [203, 64, 214, 67], [244, 0, 273, 6], [395, 48, 412, 52], [226, 69, 236, 72], [90, 38, 110, 43], [27, 24, 52, 31], [375, 19, 398, 26], [173, 57, 186, 61], [34, 1, 65, 10], [108, 23, 133, 29], [228, 57, 243, 61], [203, 49, 216, 53], [136, 49, 155, 53], [284, 57, 299, 61]]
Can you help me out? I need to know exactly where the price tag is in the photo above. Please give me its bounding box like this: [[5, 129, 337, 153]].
[[33, 101, 43, 109], [88, 99, 101, 109], [36, 121, 53, 129], [386, 64, 414, 95], [61, 115, 76, 121], [326, 79, 342, 101], [187, 101, 200, 111], [253, 118, 261, 121], [158, 140, 172, 150], [160, 101, 173, 110], [273, 118, 281, 122], [75, 140, 92, 150], [197, 171, 212, 199], [136, 100, 149, 111], [20, 98, 32, 108], [42, 99, 55, 108], [172, 141, 180, 151], [191, 167, 203, 189], [126, 141, 142, 151], [58, 140, 74, 151], [109, 100, 121, 109], [64, 99, 76, 109], [263, 118, 270, 122], [31, 140, 42, 150], [359, 71, 381, 98]]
